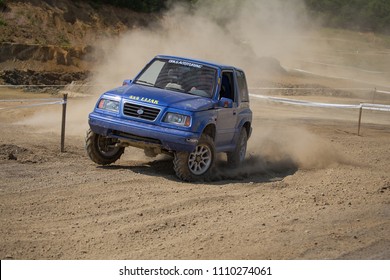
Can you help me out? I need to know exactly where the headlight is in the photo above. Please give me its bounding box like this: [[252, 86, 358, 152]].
[[97, 98, 120, 112], [163, 112, 191, 127]]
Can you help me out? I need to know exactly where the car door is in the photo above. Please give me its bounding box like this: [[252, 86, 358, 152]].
[[215, 71, 238, 148]]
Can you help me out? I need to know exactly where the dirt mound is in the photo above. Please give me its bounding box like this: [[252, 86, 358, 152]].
[[0, 69, 89, 86], [0, 42, 93, 67], [0, 42, 96, 86], [0, 0, 156, 85], [0, 0, 152, 47], [0, 144, 46, 163]]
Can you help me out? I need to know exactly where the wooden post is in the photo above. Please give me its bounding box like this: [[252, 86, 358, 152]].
[[60, 93, 68, 152], [357, 105, 363, 136]]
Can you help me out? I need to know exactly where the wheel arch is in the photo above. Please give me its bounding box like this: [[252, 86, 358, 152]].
[[202, 123, 216, 141], [243, 121, 252, 139]]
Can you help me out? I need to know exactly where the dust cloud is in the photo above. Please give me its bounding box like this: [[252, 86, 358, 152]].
[[247, 125, 345, 170], [213, 124, 348, 181], [92, 0, 311, 87], [17, 97, 96, 136]]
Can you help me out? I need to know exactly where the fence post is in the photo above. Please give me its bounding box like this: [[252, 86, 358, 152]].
[[60, 93, 68, 152], [357, 105, 363, 136]]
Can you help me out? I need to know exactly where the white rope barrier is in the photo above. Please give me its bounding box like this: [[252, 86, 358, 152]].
[[249, 93, 390, 111], [0, 98, 64, 110], [0, 100, 64, 111], [0, 94, 68, 152], [0, 98, 63, 102], [249, 87, 390, 95], [249, 93, 390, 136], [0, 84, 113, 87], [376, 90, 390, 95], [361, 103, 390, 112], [249, 94, 361, 109], [0, 85, 67, 87], [249, 87, 375, 91]]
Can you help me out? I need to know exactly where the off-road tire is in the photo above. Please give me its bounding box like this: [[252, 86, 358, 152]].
[[173, 134, 215, 182], [85, 129, 124, 165], [227, 128, 247, 168]]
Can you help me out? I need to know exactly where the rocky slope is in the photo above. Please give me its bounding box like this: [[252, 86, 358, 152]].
[[0, 0, 156, 84]]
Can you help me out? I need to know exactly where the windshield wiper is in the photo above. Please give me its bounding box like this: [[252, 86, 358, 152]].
[[166, 87, 186, 93], [135, 80, 155, 86]]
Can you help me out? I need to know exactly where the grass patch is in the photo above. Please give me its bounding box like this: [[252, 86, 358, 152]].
[[0, 18, 7, 27]]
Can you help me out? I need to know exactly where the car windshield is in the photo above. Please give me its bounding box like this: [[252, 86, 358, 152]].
[[134, 58, 217, 98]]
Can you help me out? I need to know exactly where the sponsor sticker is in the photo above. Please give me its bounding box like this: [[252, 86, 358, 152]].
[[168, 59, 202, 69], [129, 95, 159, 105]]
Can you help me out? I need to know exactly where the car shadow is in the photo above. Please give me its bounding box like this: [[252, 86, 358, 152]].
[[98, 154, 298, 185]]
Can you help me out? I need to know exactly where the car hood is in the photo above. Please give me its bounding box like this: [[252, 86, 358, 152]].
[[107, 84, 215, 111]]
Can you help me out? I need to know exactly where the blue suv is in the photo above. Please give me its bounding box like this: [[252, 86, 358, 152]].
[[86, 55, 252, 181]]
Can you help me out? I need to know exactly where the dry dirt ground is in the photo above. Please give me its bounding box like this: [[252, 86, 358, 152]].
[[0, 86, 389, 260]]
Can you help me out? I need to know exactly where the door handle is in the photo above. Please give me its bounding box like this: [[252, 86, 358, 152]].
[[233, 110, 237, 115]]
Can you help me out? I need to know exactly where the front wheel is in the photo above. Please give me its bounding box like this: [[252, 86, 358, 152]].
[[227, 128, 247, 168], [173, 134, 215, 182], [85, 129, 124, 165]]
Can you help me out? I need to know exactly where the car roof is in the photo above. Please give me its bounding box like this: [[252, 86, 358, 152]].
[[155, 55, 242, 72]]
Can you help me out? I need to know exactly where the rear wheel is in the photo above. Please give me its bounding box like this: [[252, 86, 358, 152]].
[[173, 134, 215, 182], [85, 129, 124, 165], [227, 128, 247, 168]]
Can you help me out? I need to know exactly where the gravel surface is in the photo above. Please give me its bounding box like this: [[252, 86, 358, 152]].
[[0, 88, 389, 260]]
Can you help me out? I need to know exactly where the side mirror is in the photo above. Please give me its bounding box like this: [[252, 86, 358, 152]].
[[218, 97, 233, 108], [122, 79, 132, 86]]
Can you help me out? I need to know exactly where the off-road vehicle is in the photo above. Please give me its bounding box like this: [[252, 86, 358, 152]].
[[86, 55, 252, 181]]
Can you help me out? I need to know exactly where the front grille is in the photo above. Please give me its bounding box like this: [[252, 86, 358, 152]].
[[123, 102, 160, 121]]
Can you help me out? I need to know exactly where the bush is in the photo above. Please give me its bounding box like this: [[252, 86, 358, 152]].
[[304, 0, 390, 34], [87, 0, 167, 13]]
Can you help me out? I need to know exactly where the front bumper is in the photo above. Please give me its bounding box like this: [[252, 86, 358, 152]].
[[88, 112, 200, 152]]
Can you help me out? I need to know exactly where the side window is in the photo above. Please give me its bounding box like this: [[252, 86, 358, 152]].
[[220, 71, 236, 102], [236, 70, 249, 102]]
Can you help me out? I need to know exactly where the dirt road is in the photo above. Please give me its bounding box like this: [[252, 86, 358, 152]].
[[0, 88, 389, 259]]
